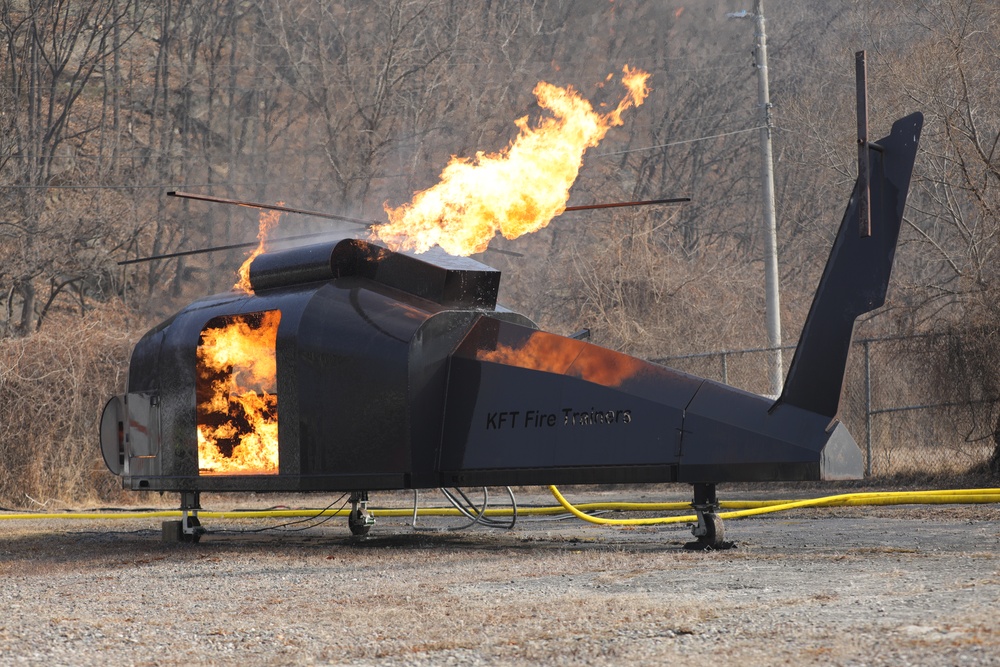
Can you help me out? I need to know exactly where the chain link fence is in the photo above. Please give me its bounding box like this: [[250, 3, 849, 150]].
[[653, 333, 999, 479]]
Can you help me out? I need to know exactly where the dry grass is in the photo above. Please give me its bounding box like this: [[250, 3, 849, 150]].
[[0, 304, 141, 507]]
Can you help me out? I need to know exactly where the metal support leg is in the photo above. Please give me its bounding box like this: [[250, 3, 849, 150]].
[[163, 491, 205, 543], [686, 483, 733, 550], [348, 491, 375, 536]]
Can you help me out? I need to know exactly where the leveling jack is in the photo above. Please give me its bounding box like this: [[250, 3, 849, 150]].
[[348, 491, 375, 536], [162, 491, 206, 543]]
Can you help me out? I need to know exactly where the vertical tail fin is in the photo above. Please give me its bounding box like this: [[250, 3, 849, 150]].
[[775, 112, 923, 419]]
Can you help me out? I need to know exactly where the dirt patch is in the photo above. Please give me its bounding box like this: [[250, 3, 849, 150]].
[[1, 488, 999, 665]]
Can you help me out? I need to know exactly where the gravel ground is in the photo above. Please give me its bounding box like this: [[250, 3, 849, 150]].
[[2, 487, 1000, 666]]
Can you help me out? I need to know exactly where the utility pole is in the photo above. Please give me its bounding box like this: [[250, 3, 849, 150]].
[[729, 0, 783, 396]]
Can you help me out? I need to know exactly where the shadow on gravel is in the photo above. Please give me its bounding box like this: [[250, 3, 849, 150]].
[[0, 520, 702, 575], [4, 506, 999, 578]]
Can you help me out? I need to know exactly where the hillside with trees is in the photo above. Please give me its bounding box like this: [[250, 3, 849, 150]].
[[0, 0, 997, 503]]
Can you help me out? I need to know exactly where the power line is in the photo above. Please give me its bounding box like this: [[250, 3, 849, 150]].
[[594, 126, 763, 157], [768, 56, 854, 80]]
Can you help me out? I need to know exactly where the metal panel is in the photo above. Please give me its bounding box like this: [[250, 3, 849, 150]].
[[99, 395, 125, 475], [677, 380, 859, 482], [125, 392, 160, 458], [330, 238, 501, 308], [441, 317, 700, 477]]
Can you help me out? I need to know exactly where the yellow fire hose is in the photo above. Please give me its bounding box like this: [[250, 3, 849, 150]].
[[0, 487, 999, 524], [547, 486, 1000, 526]]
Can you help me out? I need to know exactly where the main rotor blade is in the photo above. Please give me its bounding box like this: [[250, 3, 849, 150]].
[[116, 232, 337, 266], [167, 191, 375, 227], [122, 193, 688, 265], [563, 197, 690, 212], [169, 191, 690, 221], [118, 233, 524, 265]]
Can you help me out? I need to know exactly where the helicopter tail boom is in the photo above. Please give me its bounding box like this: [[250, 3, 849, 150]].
[[775, 112, 923, 419]]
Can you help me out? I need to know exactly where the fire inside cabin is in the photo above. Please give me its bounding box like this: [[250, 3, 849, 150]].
[[195, 310, 281, 475]]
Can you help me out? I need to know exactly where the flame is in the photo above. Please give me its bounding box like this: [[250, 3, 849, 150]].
[[196, 310, 281, 474], [235, 205, 284, 293], [478, 331, 646, 387], [373, 65, 650, 256]]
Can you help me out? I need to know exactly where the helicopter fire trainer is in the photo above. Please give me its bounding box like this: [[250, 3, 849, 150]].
[[100, 111, 923, 547]]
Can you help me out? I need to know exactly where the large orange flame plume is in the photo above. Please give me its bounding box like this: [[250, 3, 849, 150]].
[[373, 65, 650, 256]]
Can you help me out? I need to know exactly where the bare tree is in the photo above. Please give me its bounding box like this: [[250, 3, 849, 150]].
[[858, 0, 1000, 465], [259, 1, 467, 216], [874, 0, 1000, 326], [0, 0, 139, 335]]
